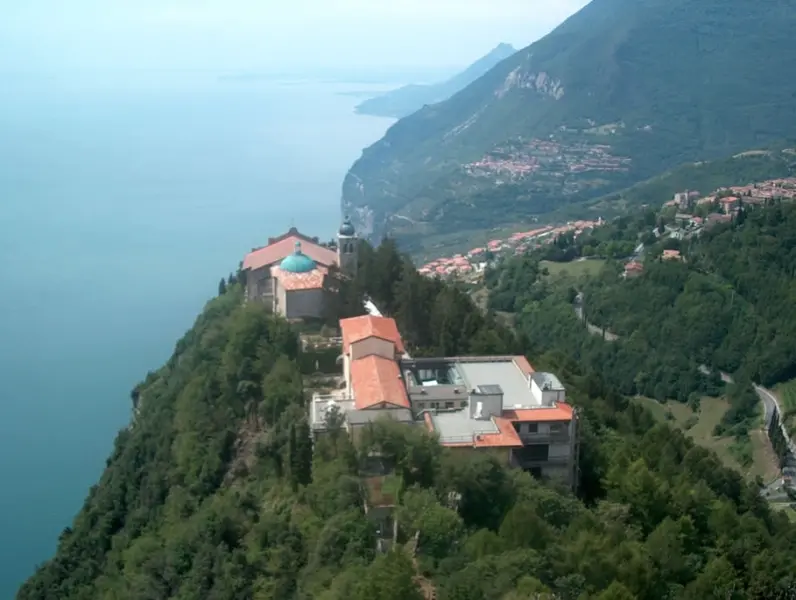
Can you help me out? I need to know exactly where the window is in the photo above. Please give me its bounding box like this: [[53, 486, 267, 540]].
[[549, 423, 564, 433], [444, 401, 454, 409], [431, 402, 439, 409], [525, 444, 549, 461], [525, 423, 539, 434]]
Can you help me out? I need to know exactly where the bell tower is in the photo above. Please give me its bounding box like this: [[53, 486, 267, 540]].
[[337, 216, 358, 276]]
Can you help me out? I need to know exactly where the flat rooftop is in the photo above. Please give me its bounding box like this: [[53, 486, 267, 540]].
[[429, 409, 500, 444], [402, 356, 552, 410], [456, 359, 540, 410], [408, 356, 572, 446]]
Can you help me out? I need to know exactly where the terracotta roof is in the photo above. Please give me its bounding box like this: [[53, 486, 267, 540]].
[[513, 356, 535, 377], [424, 413, 524, 448], [350, 355, 411, 410], [243, 234, 338, 272], [503, 403, 575, 422], [625, 261, 644, 271], [272, 266, 327, 291], [340, 315, 406, 354]]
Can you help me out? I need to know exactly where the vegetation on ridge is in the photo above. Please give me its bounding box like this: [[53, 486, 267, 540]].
[[19, 237, 796, 600]]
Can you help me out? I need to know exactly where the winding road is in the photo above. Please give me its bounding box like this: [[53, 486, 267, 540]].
[[575, 293, 796, 484]]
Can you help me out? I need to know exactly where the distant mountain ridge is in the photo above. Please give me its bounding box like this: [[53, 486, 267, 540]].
[[342, 0, 796, 251], [354, 43, 516, 118]]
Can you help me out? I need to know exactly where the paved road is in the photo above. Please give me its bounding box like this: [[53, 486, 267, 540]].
[[576, 299, 795, 490], [755, 384, 796, 461], [755, 384, 779, 431], [575, 296, 795, 467], [573, 293, 619, 341]]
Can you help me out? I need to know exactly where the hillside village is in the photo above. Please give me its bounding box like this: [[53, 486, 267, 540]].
[[464, 138, 631, 183], [418, 219, 604, 278], [623, 177, 796, 277], [420, 177, 796, 281]]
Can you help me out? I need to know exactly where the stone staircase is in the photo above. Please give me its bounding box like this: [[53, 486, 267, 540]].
[[407, 531, 437, 600]]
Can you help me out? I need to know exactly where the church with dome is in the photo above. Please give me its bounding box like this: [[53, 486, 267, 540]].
[[241, 218, 358, 320]]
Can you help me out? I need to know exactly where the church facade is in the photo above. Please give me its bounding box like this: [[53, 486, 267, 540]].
[[242, 218, 358, 320]]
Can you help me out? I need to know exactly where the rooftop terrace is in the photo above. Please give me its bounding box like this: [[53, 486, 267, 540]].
[[402, 355, 548, 411], [408, 356, 571, 448]]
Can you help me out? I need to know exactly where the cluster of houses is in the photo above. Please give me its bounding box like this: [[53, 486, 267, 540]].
[[624, 178, 796, 278], [417, 219, 603, 279], [464, 138, 631, 181], [666, 178, 796, 214]]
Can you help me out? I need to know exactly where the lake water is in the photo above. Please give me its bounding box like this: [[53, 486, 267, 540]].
[[0, 71, 394, 597]]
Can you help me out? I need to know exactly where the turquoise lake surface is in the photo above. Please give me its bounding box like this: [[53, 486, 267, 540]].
[[0, 71, 393, 597]]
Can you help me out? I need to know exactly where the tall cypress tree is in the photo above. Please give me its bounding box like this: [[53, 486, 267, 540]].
[[287, 424, 298, 491], [293, 419, 313, 486]]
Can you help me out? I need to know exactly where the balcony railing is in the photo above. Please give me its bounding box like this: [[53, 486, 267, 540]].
[[512, 453, 572, 466], [517, 430, 571, 444]]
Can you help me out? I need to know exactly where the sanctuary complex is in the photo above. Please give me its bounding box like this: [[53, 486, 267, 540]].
[[242, 217, 358, 320]]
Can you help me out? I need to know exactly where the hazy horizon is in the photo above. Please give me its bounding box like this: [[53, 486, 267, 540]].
[[3, 0, 589, 73]]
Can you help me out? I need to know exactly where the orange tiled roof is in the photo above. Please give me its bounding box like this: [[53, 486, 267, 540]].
[[503, 403, 575, 423], [340, 315, 406, 354], [272, 266, 327, 291], [351, 355, 410, 410], [243, 234, 338, 272], [625, 261, 644, 271], [424, 413, 524, 448], [513, 356, 535, 377]]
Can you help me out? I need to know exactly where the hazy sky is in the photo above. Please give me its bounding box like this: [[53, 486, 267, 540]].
[[2, 0, 589, 72]]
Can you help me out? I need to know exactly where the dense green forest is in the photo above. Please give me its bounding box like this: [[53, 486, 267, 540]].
[[486, 200, 796, 462], [19, 238, 796, 600], [583, 202, 796, 388]]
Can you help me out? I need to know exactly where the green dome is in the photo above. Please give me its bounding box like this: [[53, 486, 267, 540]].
[[280, 241, 317, 273]]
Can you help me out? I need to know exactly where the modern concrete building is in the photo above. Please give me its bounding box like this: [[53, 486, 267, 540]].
[[310, 315, 579, 491], [241, 218, 358, 320]]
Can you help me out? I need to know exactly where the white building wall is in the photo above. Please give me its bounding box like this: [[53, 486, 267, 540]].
[[343, 354, 352, 395], [530, 379, 566, 406], [275, 281, 288, 316]]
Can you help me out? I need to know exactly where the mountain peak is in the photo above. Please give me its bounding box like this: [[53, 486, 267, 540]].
[[354, 43, 517, 119], [489, 43, 516, 55]]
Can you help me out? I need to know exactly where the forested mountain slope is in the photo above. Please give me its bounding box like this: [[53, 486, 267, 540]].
[[585, 202, 796, 389], [485, 200, 796, 475], [18, 242, 796, 600], [342, 0, 796, 249], [355, 44, 516, 119]]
